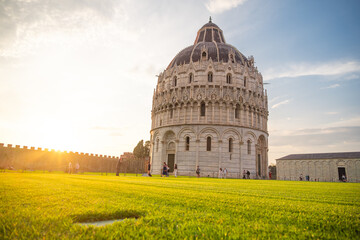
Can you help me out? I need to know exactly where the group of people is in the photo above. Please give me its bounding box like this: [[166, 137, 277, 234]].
[[162, 162, 178, 177], [218, 168, 228, 179], [68, 161, 80, 174], [243, 170, 251, 179]]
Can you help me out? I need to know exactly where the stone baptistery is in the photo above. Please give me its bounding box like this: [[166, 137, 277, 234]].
[[149, 19, 269, 178]]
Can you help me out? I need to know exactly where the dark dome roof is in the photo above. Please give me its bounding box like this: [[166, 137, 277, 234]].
[[167, 21, 248, 69]]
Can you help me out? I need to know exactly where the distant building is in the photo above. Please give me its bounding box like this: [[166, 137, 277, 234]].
[[149, 19, 269, 178], [276, 152, 360, 182]]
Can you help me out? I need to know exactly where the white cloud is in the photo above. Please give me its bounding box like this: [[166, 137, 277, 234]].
[[264, 61, 360, 80], [271, 99, 290, 109], [269, 96, 285, 104], [322, 83, 340, 89], [206, 0, 248, 14]]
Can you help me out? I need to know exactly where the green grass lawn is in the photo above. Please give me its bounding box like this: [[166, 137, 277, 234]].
[[0, 173, 359, 239]]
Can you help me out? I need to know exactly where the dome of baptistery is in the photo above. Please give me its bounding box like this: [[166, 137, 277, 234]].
[[167, 21, 249, 69], [149, 19, 269, 179]]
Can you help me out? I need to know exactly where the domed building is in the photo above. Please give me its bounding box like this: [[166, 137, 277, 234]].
[[149, 19, 269, 178]]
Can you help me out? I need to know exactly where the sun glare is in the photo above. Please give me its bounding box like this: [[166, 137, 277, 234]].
[[34, 120, 79, 152]]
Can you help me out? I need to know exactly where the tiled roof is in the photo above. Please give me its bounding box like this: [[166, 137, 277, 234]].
[[277, 152, 360, 160], [166, 21, 249, 70]]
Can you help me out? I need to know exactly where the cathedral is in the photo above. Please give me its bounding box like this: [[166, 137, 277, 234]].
[[149, 19, 269, 178]]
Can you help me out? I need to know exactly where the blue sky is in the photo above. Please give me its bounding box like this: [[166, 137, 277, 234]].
[[0, 0, 359, 164]]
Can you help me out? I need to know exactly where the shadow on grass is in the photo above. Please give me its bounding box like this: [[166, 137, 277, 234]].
[[72, 210, 144, 223]]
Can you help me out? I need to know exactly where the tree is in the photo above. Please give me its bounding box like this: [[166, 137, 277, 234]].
[[133, 140, 145, 159], [133, 140, 150, 159], [144, 141, 150, 157]]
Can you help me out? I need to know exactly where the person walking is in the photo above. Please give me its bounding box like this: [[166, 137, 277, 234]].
[[75, 162, 80, 174], [269, 171, 272, 179], [166, 164, 170, 177], [218, 168, 223, 179], [223, 168, 228, 179], [174, 164, 178, 177], [68, 161, 73, 174], [342, 174, 346, 182], [196, 166, 200, 178], [116, 158, 121, 176], [243, 170, 246, 179], [246, 170, 250, 179], [147, 161, 152, 177], [162, 162, 167, 177]]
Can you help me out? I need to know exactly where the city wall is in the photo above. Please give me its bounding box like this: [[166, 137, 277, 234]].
[[0, 143, 147, 173]]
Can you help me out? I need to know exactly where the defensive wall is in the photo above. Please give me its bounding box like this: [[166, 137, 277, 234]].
[[0, 143, 147, 173]]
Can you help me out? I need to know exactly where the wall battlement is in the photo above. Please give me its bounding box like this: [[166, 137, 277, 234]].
[[0, 142, 120, 172]]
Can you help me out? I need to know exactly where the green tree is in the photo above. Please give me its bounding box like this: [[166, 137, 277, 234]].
[[144, 141, 150, 157], [133, 140, 150, 158], [133, 140, 145, 158]]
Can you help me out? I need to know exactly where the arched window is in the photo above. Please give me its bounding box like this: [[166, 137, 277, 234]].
[[208, 72, 213, 82], [185, 136, 190, 151], [189, 73, 193, 83], [170, 108, 173, 119], [202, 51, 207, 60], [226, 73, 231, 84], [207, 136, 211, 151], [200, 102, 206, 116], [173, 76, 177, 87], [244, 77, 247, 87], [156, 139, 159, 152], [229, 138, 233, 152], [247, 140, 251, 154], [235, 104, 240, 119]]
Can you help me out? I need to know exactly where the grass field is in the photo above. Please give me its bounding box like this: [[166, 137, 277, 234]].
[[0, 173, 359, 239]]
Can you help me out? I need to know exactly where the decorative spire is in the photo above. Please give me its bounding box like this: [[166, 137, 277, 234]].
[[209, 16, 212, 23]]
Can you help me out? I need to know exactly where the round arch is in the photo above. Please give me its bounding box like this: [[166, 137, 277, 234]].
[[198, 127, 220, 139], [221, 128, 242, 142], [177, 127, 196, 140]]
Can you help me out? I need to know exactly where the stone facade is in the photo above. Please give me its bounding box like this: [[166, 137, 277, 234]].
[[149, 20, 269, 178], [276, 152, 360, 182]]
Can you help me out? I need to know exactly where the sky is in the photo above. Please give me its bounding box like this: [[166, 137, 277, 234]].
[[0, 0, 359, 164]]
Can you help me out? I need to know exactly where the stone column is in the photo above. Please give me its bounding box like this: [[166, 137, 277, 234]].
[[205, 102, 208, 123], [219, 103, 223, 123], [226, 104, 229, 124], [177, 105, 180, 123], [232, 105, 236, 125], [239, 141, 243, 178], [184, 105, 187, 124], [218, 140, 223, 170], [190, 103, 193, 123], [197, 102, 201, 123], [175, 139, 179, 164], [196, 139, 200, 172], [212, 102, 215, 123]]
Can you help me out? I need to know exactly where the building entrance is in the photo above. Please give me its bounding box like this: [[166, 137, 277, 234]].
[[338, 167, 346, 181], [168, 154, 175, 172]]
